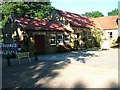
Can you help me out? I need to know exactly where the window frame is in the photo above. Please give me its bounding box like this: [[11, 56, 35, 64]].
[[50, 34, 56, 46], [57, 34, 63, 44], [108, 32, 113, 38], [64, 34, 70, 43]]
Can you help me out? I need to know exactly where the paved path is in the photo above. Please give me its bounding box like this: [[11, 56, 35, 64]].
[[2, 48, 119, 88]]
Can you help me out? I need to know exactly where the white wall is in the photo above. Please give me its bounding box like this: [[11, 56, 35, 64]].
[[104, 29, 118, 44]]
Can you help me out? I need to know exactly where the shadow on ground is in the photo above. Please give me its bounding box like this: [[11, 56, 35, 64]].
[[2, 48, 119, 89], [2, 58, 70, 89], [2, 49, 98, 89], [38, 48, 99, 63]]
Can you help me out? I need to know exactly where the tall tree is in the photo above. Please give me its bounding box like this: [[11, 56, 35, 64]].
[[81, 12, 93, 17], [1, 2, 54, 28], [108, 8, 118, 16], [81, 11, 104, 18]]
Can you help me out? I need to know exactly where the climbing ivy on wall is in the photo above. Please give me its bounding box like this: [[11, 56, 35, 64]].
[[91, 28, 103, 47]]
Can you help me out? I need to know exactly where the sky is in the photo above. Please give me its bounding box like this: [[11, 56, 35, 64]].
[[51, 0, 119, 16]]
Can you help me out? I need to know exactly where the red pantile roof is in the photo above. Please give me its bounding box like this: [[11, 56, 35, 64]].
[[92, 16, 118, 30], [17, 18, 70, 32], [56, 9, 96, 28]]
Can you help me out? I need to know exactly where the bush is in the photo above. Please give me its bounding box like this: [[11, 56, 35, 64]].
[[92, 28, 103, 47], [73, 39, 80, 50]]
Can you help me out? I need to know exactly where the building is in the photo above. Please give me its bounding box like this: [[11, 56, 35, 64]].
[[93, 16, 118, 46], [2, 17, 71, 55], [3, 9, 118, 55], [50, 9, 98, 48]]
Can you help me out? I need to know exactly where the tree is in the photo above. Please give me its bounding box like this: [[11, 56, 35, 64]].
[[81, 12, 93, 17], [81, 11, 104, 18], [1, 2, 54, 28], [108, 8, 118, 16]]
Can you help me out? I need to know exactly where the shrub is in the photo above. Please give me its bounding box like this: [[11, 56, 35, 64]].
[[91, 28, 103, 47], [116, 36, 120, 43]]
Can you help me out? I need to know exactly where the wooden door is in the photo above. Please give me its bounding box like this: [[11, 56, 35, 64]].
[[34, 35, 45, 54]]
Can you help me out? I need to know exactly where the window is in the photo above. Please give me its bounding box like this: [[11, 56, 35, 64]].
[[64, 35, 70, 43], [108, 32, 112, 38], [57, 34, 63, 44], [88, 35, 92, 41], [50, 34, 56, 45]]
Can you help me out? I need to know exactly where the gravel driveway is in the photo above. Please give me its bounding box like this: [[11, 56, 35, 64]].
[[2, 48, 119, 88]]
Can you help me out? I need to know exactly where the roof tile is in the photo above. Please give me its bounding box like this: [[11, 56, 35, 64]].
[[92, 16, 118, 30], [17, 18, 70, 32], [56, 9, 96, 28]]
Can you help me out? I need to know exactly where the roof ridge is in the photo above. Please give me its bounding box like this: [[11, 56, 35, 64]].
[[93, 15, 118, 19]]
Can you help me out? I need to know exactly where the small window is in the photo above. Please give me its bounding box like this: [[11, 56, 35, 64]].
[[64, 35, 70, 43], [50, 34, 56, 45], [57, 34, 63, 44], [108, 32, 112, 38], [88, 35, 92, 41]]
